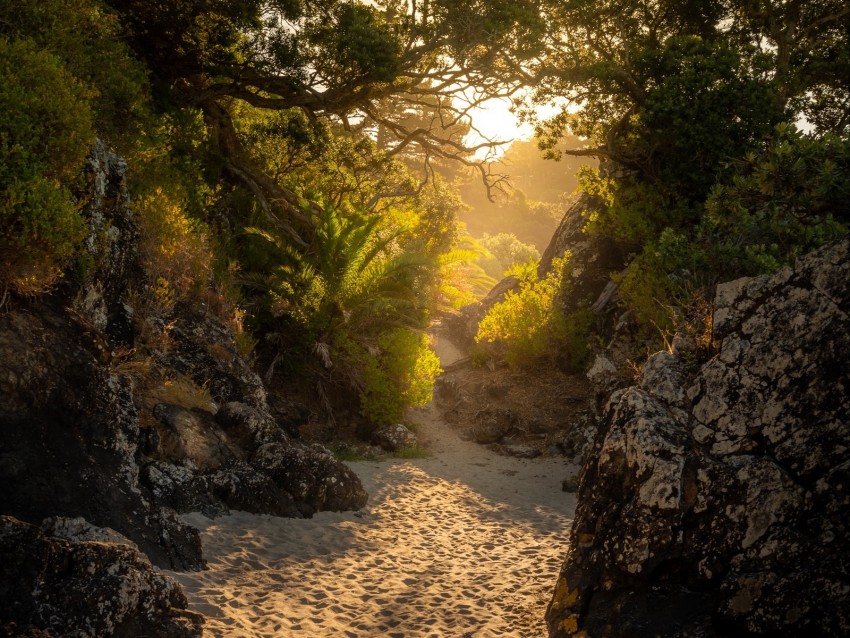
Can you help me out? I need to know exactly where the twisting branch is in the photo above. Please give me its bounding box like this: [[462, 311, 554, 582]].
[[200, 99, 311, 247]]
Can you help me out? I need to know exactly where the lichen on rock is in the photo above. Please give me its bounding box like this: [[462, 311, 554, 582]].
[[547, 238, 850, 637]]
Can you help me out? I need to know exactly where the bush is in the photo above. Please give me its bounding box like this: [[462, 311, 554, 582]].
[[0, 38, 94, 292], [479, 232, 540, 276], [702, 125, 850, 275], [0, 0, 149, 148], [475, 255, 575, 369], [135, 187, 213, 307], [357, 328, 442, 426]]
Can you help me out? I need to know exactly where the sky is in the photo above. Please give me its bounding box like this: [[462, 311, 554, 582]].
[[465, 98, 534, 159], [465, 96, 566, 160]]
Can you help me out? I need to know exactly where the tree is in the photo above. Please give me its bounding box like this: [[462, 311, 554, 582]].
[[531, 0, 849, 176], [106, 0, 549, 242], [522, 0, 849, 351]]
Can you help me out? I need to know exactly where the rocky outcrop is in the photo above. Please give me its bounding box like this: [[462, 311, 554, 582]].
[[547, 238, 850, 636], [0, 141, 203, 570], [539, 191, 624, 314], [0, 141, 368, 578], [0, 515, 203, 637]]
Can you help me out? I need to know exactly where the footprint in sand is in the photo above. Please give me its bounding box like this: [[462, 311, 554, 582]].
[[166, 336, 579, 638]]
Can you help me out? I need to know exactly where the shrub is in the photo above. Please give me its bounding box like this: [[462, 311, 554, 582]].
[[135, 187, 213, 307], [479, 232, 540, 276], [357, 328, 442, 426], [0, 38, 94, 292], [0, 0, 149, 148], [475, 255, 574, 369], [702, 125, 850, 275]]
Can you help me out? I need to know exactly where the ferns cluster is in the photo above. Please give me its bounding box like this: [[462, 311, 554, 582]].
[[242, 201, 441, 426]]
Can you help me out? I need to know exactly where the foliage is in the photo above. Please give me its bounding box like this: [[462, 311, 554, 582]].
[[245, 204, 430, 340], [457, 182, 564, 252], [701, 126, 850, 275], [475, 255, 572, 369], [393, 445, 433, 459], [479, 232, 540, 277], [105, 0, 551, 240], [355, 328, 442, 426], [0, 39, 93, 292], [526, 0, 850, 352], [135, 188, 214, 307], [436, 232, 498, 309], [558, 308, 595, 373], [0, 0, 149, 293], [241, 200, 442, 426], [1, 0, 149, 148]]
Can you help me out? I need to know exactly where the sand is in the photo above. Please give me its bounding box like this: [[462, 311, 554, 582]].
[[167, 338, 578, 637]]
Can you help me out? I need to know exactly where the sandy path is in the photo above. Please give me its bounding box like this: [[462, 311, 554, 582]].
[[168, 339, 577, 637]]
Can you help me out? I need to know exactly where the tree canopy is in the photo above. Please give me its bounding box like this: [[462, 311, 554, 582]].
[[2, 0, 848, 416], [106, 0, 549, 240]]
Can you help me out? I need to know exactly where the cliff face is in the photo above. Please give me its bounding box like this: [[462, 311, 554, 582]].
[[546, 238, 850, 636], [0, 141, 367, 582]]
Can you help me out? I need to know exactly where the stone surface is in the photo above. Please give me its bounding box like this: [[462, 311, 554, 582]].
[[252, 442, 369, 516], [0, 515, 203, 638], [547, 238, 850, 637], [490, 443, 542, 459], [468, 407, 516, 444], [372, 423, 418, 451], [0, 301, 205, 570]]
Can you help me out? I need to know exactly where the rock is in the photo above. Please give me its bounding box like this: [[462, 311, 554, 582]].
[[268, 396, 311, 438], [639, 350, 688, 410], [215, 401, 288, 450], [72, 138, 140, 344], [491, 444, 542, 459], [0, 304, 204, 570], [0, 140, 369, 573], [154, 300, 269, 410], [434, 377, 464, 406], [372, 423, 417, 451], [538, 190, 624, 310], [469, 407, 516, 444], [252, 442, 369, 515], [547, 238, 850, 637], [140, 461, 225, 518], [153, 404, 242, 470], [210, 460, 301, 517], [41, 516, 138, 547], [0, 515, 203, 637], [561, 474, 580, 492], [586, 354, 618, 389], [156, 508, 206, 572]]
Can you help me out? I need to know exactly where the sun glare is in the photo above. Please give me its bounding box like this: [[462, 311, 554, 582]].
[[465, 98, 533, 160], [464, 96, 568, 160]]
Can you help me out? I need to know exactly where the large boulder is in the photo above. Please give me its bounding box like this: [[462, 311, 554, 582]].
[[0, 515, 203, 637], [252, 442, 369, 515], [0, 301, 205, 570], [547, 238, 850, 637]]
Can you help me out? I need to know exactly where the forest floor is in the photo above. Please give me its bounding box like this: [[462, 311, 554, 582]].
[[167, 335, 579, 637]]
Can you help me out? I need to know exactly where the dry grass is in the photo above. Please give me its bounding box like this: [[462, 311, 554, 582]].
[[1, 254, 63, 297], [147, 374, 216, 412]]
